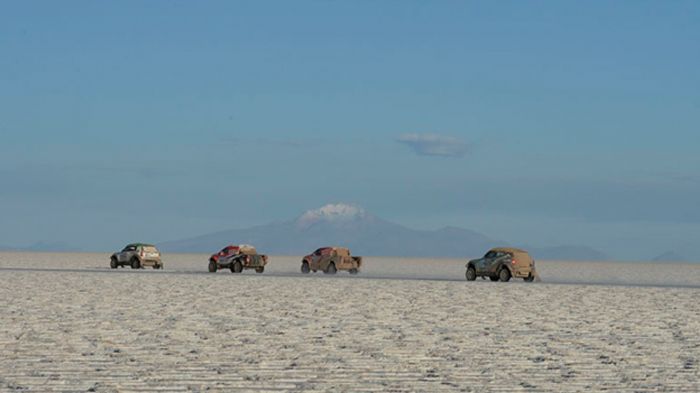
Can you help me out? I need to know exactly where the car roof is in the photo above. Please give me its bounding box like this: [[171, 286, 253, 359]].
[[317, 246, 349, 252], [489, 247, 529, 255], [126, 243, 157, 248]]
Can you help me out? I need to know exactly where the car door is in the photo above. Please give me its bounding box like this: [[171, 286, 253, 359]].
[[476, 251, 495, 274], [316, 250, 328, 270], [116, 249, 125, 263], [119, 245, 136, 263], [487, 252, 508, 275], [221, 247, 235, 265], [311, 249, 323, 271]]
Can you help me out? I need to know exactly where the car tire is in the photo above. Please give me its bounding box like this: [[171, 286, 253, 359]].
[[110, 258, 118, 269], [499, 268, 511, 282], [524, 274, 535, 282], [465, 266, 477, 281], [349, 268, 358, 275], [232, 261, 243, 273], [325, 263, 337, 274], [255, 266, 264, 274], [209, 261, 217, 273], [131, 258, 141, 269], [301, 261, 310, 274]]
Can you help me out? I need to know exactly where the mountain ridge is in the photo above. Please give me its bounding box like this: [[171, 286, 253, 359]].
[[158, 203, 609, 260]]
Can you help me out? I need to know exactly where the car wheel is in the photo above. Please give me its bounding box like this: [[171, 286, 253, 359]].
[[489, 275, 499, 282], [208, 261, 217, 273], [131, 258, 141, 269], [325, 263, 337, 274], [465, 266, 477, 281], [349, 268, 358, 275], [110, 258, 118, 269], [499, 268, 511, 282], [301, 261, 310, 274], [255, 266, 264, 274], [524, 274, 535, 282], [232, 261, 243, 273]]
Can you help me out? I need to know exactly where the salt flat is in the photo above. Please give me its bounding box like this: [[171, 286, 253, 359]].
[[0, 253, 699, 392]]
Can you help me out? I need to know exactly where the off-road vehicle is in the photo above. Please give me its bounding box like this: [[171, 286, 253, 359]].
[[110, 243, 163, 269], [301, 246, 362, 275], [208, 244, 268, 273], [465, 247, 538, 282]]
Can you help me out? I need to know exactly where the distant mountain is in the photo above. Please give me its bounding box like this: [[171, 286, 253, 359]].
[[0, 241, 77, 252], [160, 203, 496, 257], [652, 251, 687, 262], [526, 245, 608, 261], [159, 203, 607, 259]]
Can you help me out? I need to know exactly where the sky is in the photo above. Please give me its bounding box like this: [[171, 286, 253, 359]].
[[1, 1, 698, 259]]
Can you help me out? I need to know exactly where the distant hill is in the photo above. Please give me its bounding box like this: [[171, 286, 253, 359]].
[[0, 242, 77, 252], [652, 251, 687, 262], [526, 245, 608, 261], [159, 203, 496, 257], [159, 203, 608, 259]]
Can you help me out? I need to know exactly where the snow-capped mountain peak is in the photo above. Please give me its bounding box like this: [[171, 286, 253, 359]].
[[296, 203, 369, 229]]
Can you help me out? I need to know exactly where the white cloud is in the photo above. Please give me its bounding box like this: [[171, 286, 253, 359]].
[[396, 133, 468, 158]]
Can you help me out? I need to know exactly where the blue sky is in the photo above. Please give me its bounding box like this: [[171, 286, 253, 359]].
[[1, 1, 698, 259]]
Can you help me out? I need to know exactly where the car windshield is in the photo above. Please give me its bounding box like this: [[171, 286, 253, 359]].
[[224, 246, 240, 254]]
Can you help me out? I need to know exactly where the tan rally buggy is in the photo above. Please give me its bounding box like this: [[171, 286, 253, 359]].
[[465, 247, 539, 282], [301, 247, 362, 275]]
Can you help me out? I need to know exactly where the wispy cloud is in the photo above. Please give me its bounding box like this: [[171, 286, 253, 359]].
[[396, 133, 469, 158]]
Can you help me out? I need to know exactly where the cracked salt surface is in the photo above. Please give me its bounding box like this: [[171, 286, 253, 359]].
[[0, 253, 698, 392]]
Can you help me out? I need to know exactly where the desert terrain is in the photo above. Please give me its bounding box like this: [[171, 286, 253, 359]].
[[1, 253, 698, 392]]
